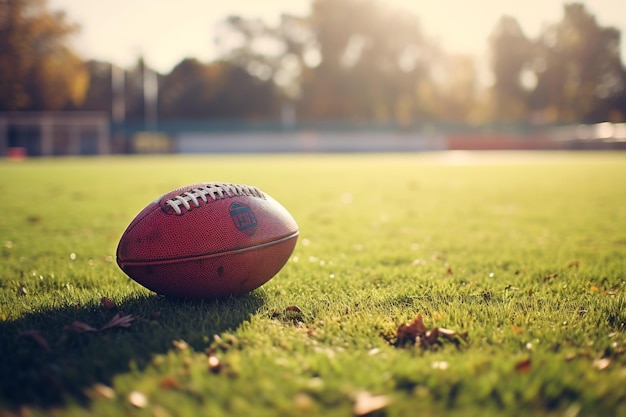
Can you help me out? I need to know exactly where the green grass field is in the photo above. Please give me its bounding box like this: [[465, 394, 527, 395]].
[[1, 151, 625, 416]]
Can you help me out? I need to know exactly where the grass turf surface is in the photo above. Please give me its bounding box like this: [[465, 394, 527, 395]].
[[0, 151, 625, 416]]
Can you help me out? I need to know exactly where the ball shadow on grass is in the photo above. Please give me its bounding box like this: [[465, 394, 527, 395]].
[[0, 291, 266, 409]]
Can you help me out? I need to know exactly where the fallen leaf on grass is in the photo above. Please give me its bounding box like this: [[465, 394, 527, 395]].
[[566, 260, 580, 268], [63, 312, 135, 333], [395, 314, 427, 346], [100, 296, 117, 310], [158, 377, 181, 390], [393, 314, 468, 349], [544, 273, 558, 282], [285, 305, 303, 313], [511, 325, 524, 335], [18, 330, 51, 352], [515, 358, 532, 374], [353, 391, 391, 416], [270, 305, 305, 323], [590, 286, 620, 295], [100, 312, 135, 330], [64, 321, 99, 333]]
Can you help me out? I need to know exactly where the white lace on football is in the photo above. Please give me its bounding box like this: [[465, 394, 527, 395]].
[[165, 183, 265, 215]]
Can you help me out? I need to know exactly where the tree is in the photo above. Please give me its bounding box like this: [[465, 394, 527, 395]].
[[437, 54, 482, 124], [77, 60, 113, 114], [0, 0, 88, 111], [219, 0, 446, 123], [488, 16, 533, 123], [158, 58, 280, 120], [218, 13, 314, 100], [529, 3, 625, 123], [159, 58, 208, 119], [298, 0, 444, 122]]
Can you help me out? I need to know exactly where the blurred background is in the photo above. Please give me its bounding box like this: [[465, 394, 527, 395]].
[[1, 0, 626, 156]]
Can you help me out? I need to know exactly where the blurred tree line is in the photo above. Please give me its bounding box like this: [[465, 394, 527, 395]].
[[1, 0, 625, 125]]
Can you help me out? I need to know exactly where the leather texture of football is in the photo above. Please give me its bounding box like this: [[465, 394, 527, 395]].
[[116, 182, 299, 298]]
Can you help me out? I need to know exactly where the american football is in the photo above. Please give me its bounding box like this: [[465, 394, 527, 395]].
[[116, 182, 298, 298]]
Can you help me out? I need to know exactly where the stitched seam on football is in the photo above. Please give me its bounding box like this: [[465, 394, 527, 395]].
[[118, 231, 299, 266], [118, 183, 266, 241], [163, 183, 265, 215]]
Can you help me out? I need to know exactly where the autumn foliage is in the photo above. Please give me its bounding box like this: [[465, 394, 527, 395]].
[[1, 0, 626, 124]]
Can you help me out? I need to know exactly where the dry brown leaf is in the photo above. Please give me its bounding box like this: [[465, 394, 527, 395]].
[[100, 297, 117, 310], [544, 273, 558, 282], [515, 358, 532, 374], [271, 305, 305, 323], [423, 328, 440, 346], [100, 312, 135, 331], [158, 377, 181, 390], [353, 391, 391, 416], [63, 312, 134, 334], [285, 305, 303, 313], [566, 260, 580, 268], [395, 314, 427, 346], [64, 321, 98, 333], [511, 325, 524, 335], [18, 330, 51, 352], [394, 314, 468, 349]]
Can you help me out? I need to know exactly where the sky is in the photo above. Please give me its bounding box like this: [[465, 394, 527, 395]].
[[48, 0, 626, 74]]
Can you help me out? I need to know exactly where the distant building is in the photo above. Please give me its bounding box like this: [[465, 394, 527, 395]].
[[0, 112, 110, 157]]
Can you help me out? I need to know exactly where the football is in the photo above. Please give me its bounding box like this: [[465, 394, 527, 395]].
[[116, 182, 299, 298]]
